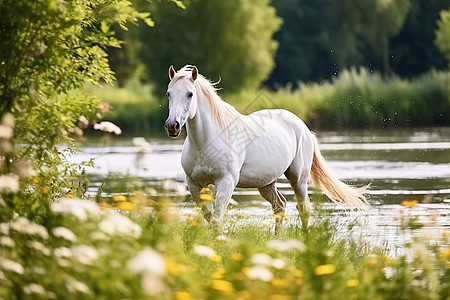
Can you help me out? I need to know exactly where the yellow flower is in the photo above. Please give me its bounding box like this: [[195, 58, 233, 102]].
[[194, 206, 202, 211], [231, 253, 245, 261], [200, 187, 211, 194], [237, 290, 252, 300], [269, 294, 293, 300], [41, 186, 50, 194], [232, 272, 245, 281], [117, 201, 137, 211], [209, 254, 222, 263], [33, 177, 40, 184], [212, 267, 226, 279], [346, 279, 359, 287], [443, 249, 450, 260], [293, 269, 304, 277], [401, 200, 419, 208], [271, 278, 289, 289], [66, 193, 74, 198], [174, 291, 195, 300], [200, 194, 214, 201], [165, 257, 181, 276], [113, 195, 127, 202], [209, 279, 234, 294], [443, 231, 449, 239], [99, 201, 113, 209], [238, 213, 248, 218], [314, 264, 336, 276]]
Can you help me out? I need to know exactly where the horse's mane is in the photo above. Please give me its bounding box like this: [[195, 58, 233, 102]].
[[169, 65, 251, 138]]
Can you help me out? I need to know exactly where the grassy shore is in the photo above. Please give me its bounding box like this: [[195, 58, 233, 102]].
[[85, 69, 450, 134]]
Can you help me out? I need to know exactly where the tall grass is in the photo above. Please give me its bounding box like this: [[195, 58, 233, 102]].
[[84, 69, 450, 134]]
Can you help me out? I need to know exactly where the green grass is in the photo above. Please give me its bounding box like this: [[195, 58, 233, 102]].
[[84, 69, 450, 134], [1, 195, 449, 299]]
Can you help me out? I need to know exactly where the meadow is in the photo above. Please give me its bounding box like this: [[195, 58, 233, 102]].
[[85, 68, 450, 134], [1, 190, 449, 299]]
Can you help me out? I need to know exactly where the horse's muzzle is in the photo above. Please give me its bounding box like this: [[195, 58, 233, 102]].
[[165, 119, 181, 138]]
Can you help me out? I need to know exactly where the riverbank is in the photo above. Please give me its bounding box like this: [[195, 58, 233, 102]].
[[85, 69, 450, 134]]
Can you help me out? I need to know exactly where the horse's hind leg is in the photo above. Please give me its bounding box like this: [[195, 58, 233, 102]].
[[285, 168, 310, 228], [258, 182, 287, 233]]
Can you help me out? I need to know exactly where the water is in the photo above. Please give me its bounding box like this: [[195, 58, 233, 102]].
[[71, 128, 450, 250]]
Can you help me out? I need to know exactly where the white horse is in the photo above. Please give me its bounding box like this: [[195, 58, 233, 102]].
[[164, 65, 367, 230]]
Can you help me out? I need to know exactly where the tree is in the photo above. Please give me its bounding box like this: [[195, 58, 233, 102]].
[[0, 0, 150, 221], [436, 8, 450, 66], [135, 0, 282, 94]]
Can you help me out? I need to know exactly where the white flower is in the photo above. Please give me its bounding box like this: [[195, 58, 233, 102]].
[[16, 158, 37, 177], [127, 248, 166, 277], [267, 239, 306, 252], [0, 125, 13, 139], [271, 258, 287, 270], [251, 253, 273, 266], [54, 247, 72, 258], [247, 266, 273, 281], [23, 283, 46, 295], [193, 245, 216, 258], [66, 277, 91, 294], [78, 115, 89, 127], [98, 214, 142, 238], [71, 245, 99, 265], [93, 121, 122, 135], [1, 112, 15, 128], [132, 137, 151, 149], [51, 198, 100, 221], [0, 236, 15, 248], [142, 272, 166, 296], [12, 217, 48, 239], [27, 241, 51, 256], [0, 257, 24, 274], [0, 174, 19, 193], [89, 231, 110, 241], [52, 226, 77, 242]]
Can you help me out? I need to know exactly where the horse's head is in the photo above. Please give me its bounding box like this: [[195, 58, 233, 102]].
[[164, 65, 198, 138]]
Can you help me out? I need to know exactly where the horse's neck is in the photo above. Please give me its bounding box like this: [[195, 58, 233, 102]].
[[186, 93, 217, 149]]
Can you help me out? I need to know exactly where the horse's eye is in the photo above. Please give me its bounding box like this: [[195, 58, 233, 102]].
[[166, 91, 170, 98], [187, 92, 193, 98]]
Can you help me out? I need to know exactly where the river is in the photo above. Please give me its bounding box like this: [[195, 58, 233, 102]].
[[71, 127, 450, 252]]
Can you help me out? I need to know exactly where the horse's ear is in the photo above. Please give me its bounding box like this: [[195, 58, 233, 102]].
[[169, 65, 176, 80], [191, 66, 198, 81]]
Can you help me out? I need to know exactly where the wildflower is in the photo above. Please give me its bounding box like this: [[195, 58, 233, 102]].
[[216, 234, 229, 241], [51, 198, 100, 221], [0, 125, 13, 139], [212, 267, 226, 279], [12, 217, 49, 239], [401, 200, 419, 208], [269, 294, 293, 300], [271, 278, 289, 289], [200, 187, 210, 194], [23, 283, 46, 296], [16, 158, 37, 177], [1, 112, 14, 128], [200, 194, 214, 201], [41, 186, 50, 194], [251, 253, 273, 266], [0, 258, 24, 274], [271, 258, 287, 270], [93, 121, 122, 135], [267, 239, 306, 252], [127, 248, 167, 277], [442, 249, 450, 260], [194, 206, 202, 211], [247, 266, 273, 281], [210, 279, 235, 294], [174, 291, 195, 300], [165, 257, 181, 276], [65, 277, 91, 294], [293, 269, 304, 277], [0, 174, 19, 193], [141, 272, 166, 296], [117, 201, 137, 211], [52, 226, 77, 242], [112, 195, 127, 202], [79, 115, 89, 127], [346, 279, 359, 287], [443, 231, 449, 239], [231, 253, 245, 261], [314, 264, 336, 276], [54, 247, 72, 258], [71, 245, 99, 265], [0, 236, 15, 247], [99, 214, 142, 238], [132, 137, 151, 148], [193, 245, 216, 258], [210, 254, 222, 263], [28, 241, 51, 256]]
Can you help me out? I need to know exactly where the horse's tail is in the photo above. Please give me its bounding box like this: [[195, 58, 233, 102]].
[[310, 135, 369, 209]]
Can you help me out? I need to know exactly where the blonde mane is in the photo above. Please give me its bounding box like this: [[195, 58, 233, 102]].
[[169, 65, 251, 138]]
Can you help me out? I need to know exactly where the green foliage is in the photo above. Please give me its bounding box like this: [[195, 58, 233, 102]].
[[436, 8, 450, 66], [0, 0, 152, 222], [135, 0, 282, 94]]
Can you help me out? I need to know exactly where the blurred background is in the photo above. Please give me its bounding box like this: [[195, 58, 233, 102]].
[[85, 0, 450, 134]]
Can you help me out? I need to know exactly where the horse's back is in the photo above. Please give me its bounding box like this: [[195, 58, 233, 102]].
[[237, 109, 313, 188]]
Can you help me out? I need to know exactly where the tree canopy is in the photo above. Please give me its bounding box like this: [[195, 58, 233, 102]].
[[135, 0, 281, 94]]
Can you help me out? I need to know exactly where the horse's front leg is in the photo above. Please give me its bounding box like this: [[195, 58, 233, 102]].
[[187, 177, 213, 221], [211, 177, 236, 229]]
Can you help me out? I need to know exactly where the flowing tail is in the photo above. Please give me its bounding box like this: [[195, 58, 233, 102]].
[[310, 135, 369, 209]]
